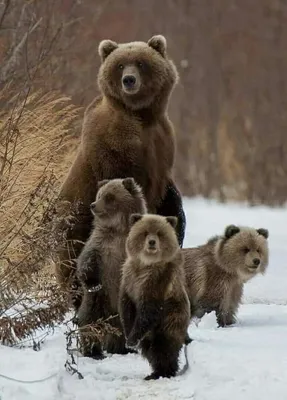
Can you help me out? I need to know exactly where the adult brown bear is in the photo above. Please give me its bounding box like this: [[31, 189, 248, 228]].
[[55, 35, 186, 311]]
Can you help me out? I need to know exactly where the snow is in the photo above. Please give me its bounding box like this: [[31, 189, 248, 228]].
[[1, 197, 287, 400]]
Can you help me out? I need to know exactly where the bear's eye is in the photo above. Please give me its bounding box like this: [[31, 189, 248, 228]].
[[137, 61, 144, 68], [243, 247, 250, 254], [118, 64, 124, 70]]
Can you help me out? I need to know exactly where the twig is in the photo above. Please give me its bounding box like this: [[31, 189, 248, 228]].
[[1, 17, 42, 82], [0, 0, 11, 29]]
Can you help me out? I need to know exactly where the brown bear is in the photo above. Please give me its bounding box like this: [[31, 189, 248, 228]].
[[55, 35, 186, 310], [183, 224, 269, 327], [76, 177, 147, 359], [119, 214, 190, 380]]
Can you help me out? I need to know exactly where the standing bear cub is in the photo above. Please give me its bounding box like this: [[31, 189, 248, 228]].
[[76, 178, 147, 359], [119, 214, 190, 380], [183, 225, 269, 327], [55, 35, 186, 308]]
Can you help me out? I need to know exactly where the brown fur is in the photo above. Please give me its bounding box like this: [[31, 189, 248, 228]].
[[76, 178, 147, 359], [55, 35, 185, 303], [119, 214, 190, 380], [183, 225, 269, 327]]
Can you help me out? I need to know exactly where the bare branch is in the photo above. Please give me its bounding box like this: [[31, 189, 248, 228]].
[[0, 0, 11, 29], [0, 17, 42, 83]]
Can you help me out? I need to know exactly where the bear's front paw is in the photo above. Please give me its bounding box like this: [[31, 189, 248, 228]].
[[78, 272, 102, 292]]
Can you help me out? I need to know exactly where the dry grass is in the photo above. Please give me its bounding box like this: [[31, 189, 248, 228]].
[[0, 87, 80, 346]]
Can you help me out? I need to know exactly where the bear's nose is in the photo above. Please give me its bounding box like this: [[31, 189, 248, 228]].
[[148, 239, 156, 247], [90, 202, 96, 211], [122, 75, 136, 88], [253, 258, 260, 266]]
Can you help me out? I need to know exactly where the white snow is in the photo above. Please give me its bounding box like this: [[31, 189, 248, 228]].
[[1, 197, 287, 400]]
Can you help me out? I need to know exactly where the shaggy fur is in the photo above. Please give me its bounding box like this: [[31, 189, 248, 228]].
[[119, 214, 190, 380], [183, 225, 269, 327], [55, 35, 186, 308], [76, 178, 147, 359]]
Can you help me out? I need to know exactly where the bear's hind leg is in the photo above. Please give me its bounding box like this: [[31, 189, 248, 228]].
[[105, 333, 137, 355], [105, 316, 138, 355], [142, 333, 181, 380], [79, 335, 105, 360], [77, 291, 108, 359]]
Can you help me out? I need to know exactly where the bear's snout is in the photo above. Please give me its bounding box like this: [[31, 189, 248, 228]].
[[252, 258, 260, 267], [145, 234, 159, 254], [121, 65, 141, 94], [90, 200, 102, 214], [122, 75, 136, 89]]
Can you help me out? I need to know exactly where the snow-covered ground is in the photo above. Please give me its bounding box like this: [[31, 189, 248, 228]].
[[1, 198, 287, 400]]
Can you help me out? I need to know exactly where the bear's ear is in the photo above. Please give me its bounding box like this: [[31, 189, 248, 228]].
[[147, 35, 167, 57], [224, 225, 240, 239], [97, 179, 109, 189], [257, 228, 269, 239], [98, 39, 118, 62], [166, 216, 178, 229], [122, 177, 136, 194], [130, 213, 143, 227]]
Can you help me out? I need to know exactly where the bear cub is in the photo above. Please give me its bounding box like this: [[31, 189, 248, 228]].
[[119, 214, 190, 380], [76, 177, 147, 359], [183, 225, 269, 327]]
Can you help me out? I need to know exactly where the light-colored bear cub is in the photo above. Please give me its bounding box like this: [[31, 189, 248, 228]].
[[183, 224, 269, 327]]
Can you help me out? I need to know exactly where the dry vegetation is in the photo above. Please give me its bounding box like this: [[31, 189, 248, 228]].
[[0, 87, 79, 345]]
